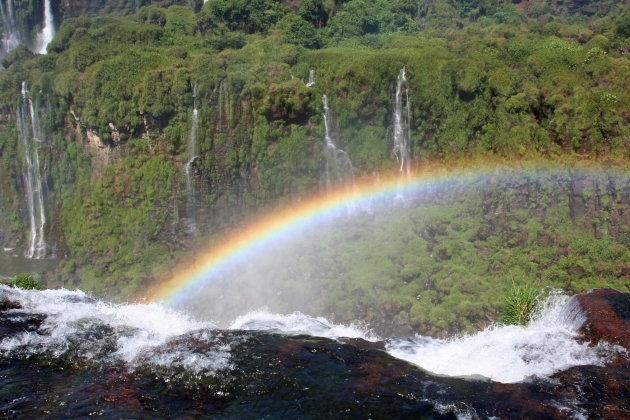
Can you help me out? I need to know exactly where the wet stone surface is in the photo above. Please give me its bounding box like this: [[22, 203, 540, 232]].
[[0, 288, 628, 418]]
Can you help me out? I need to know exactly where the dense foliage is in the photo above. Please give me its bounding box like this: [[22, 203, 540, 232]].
[[185, 169, 630, 336], [3, 273, 45, 290], [0, 0, 628, 333]]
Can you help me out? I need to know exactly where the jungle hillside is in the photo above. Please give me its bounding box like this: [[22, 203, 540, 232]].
[[0, 0, 629, 336]]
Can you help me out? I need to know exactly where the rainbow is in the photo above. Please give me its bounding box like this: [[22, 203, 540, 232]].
[[147, 161, 622, 306]]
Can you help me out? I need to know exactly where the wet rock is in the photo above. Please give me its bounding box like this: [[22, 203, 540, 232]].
[[574, 288, 630, 351]]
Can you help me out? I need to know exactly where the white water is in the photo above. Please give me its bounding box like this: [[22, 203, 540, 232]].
[[18, 82, 46, 259], [0, 0, 21, 54], [35, 0, 54, 54], [392, 67, 411, 176], [322, 94, 354, 191], [386, 293, 622, 383], [1, 286, 623, 384], [0, 286, 229, 374], [229, 309, 377, 341], [306, 69, 315, 87]]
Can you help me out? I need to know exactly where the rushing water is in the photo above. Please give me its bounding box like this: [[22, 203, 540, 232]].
[[1, 169, 629, 417], [0, 285, 625, 418]]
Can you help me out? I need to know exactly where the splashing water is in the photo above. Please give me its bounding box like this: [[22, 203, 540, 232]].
[[35, 0, 55, 54], [0, 285, 625, 387], [0, 286, 227, 374], [386, 293, 622, 383], [18, 82, 47, 259], [229, 309, 377, 341]]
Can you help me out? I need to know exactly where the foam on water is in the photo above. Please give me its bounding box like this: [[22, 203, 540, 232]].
[[1, 286, 623, 384], [229, 309, 377, 341], [0, 285, 229, 373], [386, 293, 623, 383]]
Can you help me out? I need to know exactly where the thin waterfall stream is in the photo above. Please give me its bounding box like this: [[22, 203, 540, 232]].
[[184, 85, 199, 231], [392, 67, 411, 177], [321, 94, 354, 191], [17, 82, 47, 259]]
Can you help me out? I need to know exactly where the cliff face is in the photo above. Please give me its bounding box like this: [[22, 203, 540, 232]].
[[0, 0, 627, 303], [57, 0, 204, 18]]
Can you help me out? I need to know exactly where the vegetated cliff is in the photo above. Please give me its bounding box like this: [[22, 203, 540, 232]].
[[0, 0, 628, 301]]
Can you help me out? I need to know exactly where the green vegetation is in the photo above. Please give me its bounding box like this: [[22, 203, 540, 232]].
[[187, 169, 630, 336], [499, 283, 540, 326], [7, 273, 45, 290], [0, 1, 628, 334]]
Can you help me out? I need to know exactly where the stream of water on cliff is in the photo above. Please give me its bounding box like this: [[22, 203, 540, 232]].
[[321, 94, 354, 191], [0, 0, 20, 55], [392, 67, 411, 177], [35, 0, 54, 54], [0, 0, 55, 57], [18, 82, 47, 259]]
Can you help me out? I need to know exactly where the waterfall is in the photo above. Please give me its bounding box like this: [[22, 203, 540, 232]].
[[18, 82, 46, 259], [35, 0, 55, 54], [184, 85, 199, 232], [0, 0, 21, 55], [392, 67, 411, 177], [306, 69, 315, 87], [322, 94, 354, 191]]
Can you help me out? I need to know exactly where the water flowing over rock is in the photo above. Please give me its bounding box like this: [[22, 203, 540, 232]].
[[0, 0, 55, 58], [306, 69, 315, 87], [184, 85, 199, 232], [0, 0, 21, 55], [17, 82, 47, 259], [321, 94, 354, 191], [35, 0, 54, 54], [574, 288, 630, 351], [391, 67, 411, 176], [0, 286, 628, 418]]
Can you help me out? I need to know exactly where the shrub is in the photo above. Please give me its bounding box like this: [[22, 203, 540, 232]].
[[499, 283, 539, 326], [11, 273, 45, 290]]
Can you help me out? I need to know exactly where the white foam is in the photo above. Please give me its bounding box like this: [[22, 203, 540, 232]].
[[386, 293, 623, 383], [0, 286, 219, 367], [228, 309, 378, 341]]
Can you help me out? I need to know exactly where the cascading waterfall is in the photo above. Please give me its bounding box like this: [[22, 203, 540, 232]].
[[17, 82, 46, 259], [0, 0, 21, 54], [306, 69, 315, 87], [35, 0, 55, 54], [322, 94, 354, 191], [184, 85, 199, 231], [392, 67, 411, 177]]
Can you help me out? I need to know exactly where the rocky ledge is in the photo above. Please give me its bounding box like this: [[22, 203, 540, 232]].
[[574, 288, 630, 352], [0, 287, 628, 418]]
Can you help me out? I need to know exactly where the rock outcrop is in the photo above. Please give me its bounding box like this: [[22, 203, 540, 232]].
[[575, 288, 630, 351]]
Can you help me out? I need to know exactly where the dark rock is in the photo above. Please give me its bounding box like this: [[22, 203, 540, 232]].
[[574, 288, 630, 351]]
